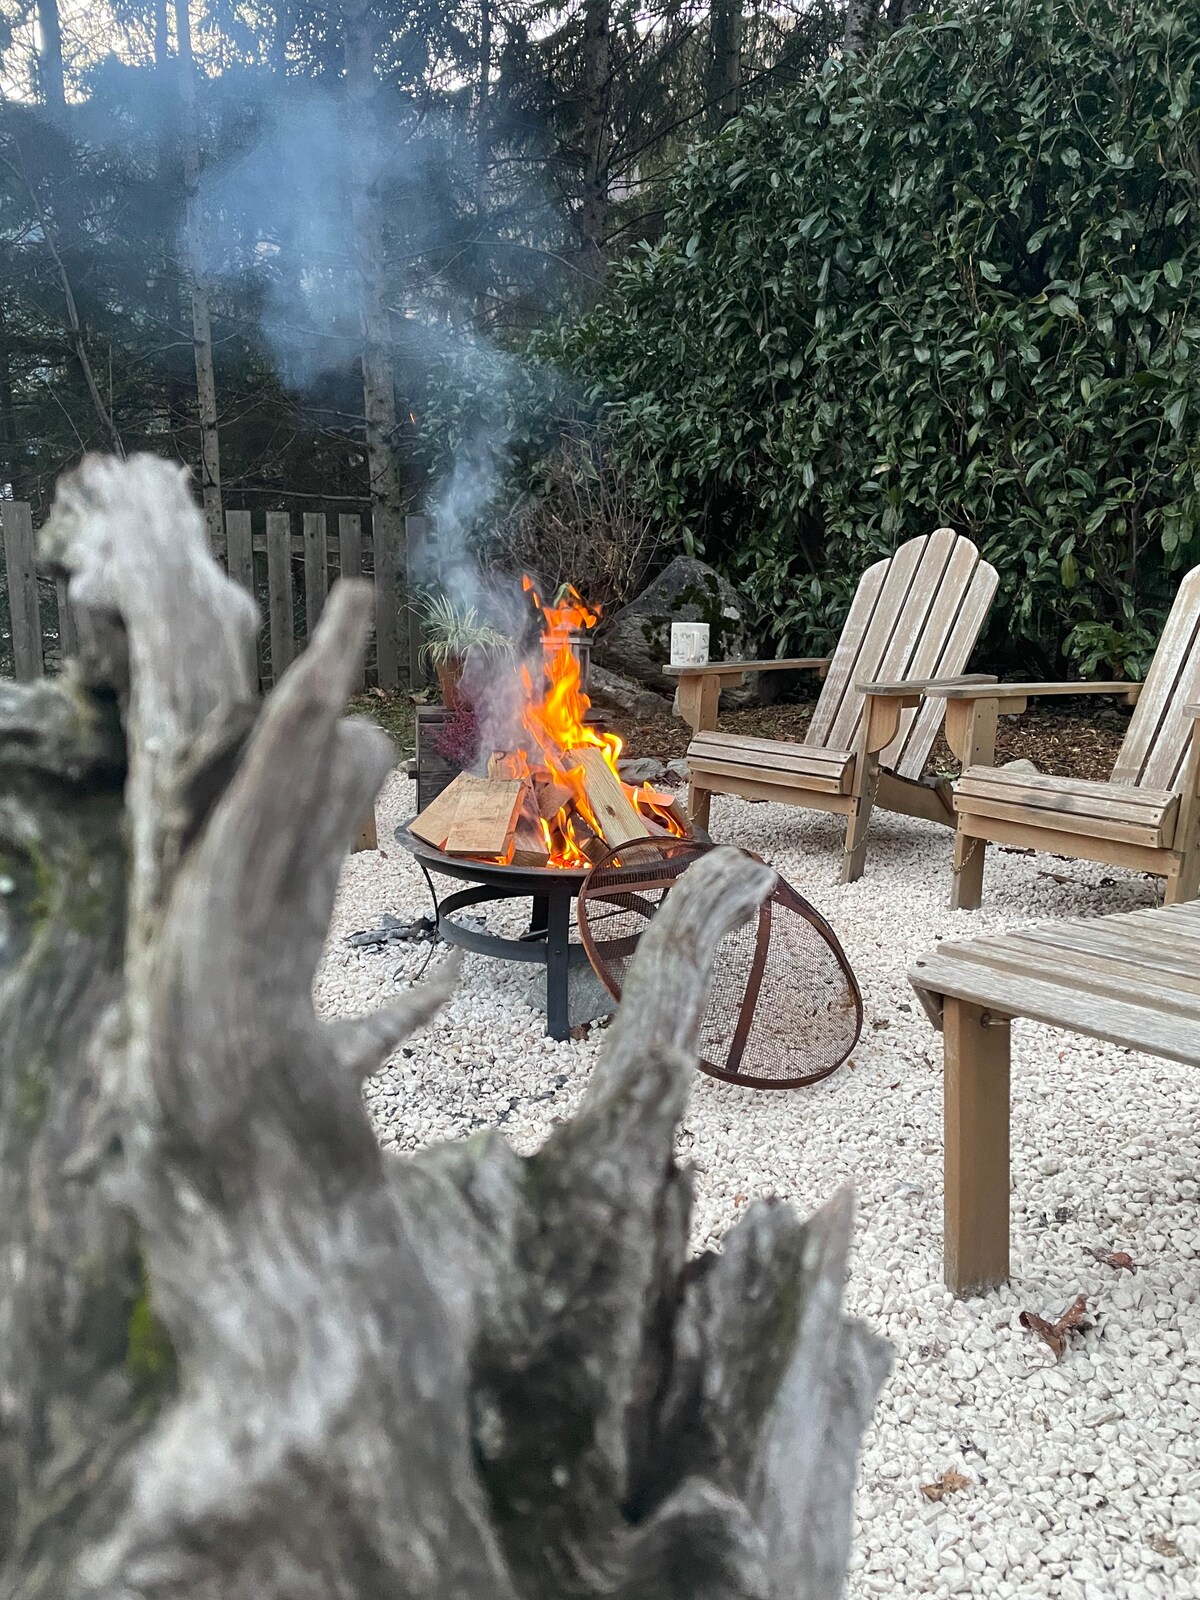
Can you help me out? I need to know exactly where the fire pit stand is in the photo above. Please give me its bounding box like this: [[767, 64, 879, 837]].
[[395, 821, 593, 1041]]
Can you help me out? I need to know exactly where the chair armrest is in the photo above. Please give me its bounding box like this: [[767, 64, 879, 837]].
[[857, 674, 998, 697], [857, 679, 1000, 755], [1188, 704, 1200, 718], [664, 657, 832, 680], [925, 680, 1141, 704]]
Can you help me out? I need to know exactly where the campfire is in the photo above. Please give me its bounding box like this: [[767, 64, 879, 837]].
[[410, 580, 691, 868]]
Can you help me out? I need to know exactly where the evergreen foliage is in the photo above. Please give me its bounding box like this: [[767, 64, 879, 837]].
[[549, 0, 1200, 670]]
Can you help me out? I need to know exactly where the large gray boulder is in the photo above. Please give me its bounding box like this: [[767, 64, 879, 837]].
[[588, 663, 675, 722], [599, 556, 758, 699]]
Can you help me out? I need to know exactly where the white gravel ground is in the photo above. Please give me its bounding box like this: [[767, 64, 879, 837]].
[[317, 767, 1200, 1600]]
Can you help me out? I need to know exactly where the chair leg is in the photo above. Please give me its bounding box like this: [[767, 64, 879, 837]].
[[839, 766, 879, 884], [1165, 849, 1200, 905], [688, 781, 713, 832], [950, 826, 986, 910], [944, 997, 1011, 1296]]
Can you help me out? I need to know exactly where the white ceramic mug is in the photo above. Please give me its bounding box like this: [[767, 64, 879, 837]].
[[670, 622, 710, 666]]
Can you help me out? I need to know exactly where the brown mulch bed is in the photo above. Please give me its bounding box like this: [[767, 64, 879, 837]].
[[613, 697, 1130, 783]]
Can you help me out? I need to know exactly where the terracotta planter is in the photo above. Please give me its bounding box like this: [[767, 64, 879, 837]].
[[436, 657, 465, 710]]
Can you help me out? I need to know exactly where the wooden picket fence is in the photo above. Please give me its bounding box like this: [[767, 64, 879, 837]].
[[0, 500, 428, 689]]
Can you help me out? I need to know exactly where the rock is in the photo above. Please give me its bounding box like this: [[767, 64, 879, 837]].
[[598, 556, 759, 703], [618, 756, 670, 786], [1001, 758, 1041, 776], [524, 962, 616, 1028], [587, 664, 674, 722]]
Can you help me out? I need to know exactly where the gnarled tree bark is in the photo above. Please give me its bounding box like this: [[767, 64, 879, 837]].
[[0, 454, 887, 1597]]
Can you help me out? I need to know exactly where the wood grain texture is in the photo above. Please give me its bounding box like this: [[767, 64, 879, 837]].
[[304, 511, 329, 637], [943, 573, 1200, 906], [2, 500, 43, 679], [942, 999, 1011, 1296], [955, 769, 1179, 847], [225, 509, 254, 594], [442, 777, 524, 857], [0, 460, 889, 1597], [665, 657, 832, 680], [568, 747, 649, 846], [373, 508, 401, 688], [910, 902, 1200, 1066], [54, 574, 77, 661], [913, 899, 1200, 1292], [682, 531, 995, 874], [1114, 566, 1200, 788], [266, 509, 294, 683], [339, 515, 364, 691], [410, 770, 484, 848]]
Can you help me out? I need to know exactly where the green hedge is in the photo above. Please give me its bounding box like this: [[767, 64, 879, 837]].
[[543, 0, 1200, 672]]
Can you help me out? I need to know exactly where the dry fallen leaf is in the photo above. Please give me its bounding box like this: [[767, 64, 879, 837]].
[[1019, 1294, 1091, 1360], [733, 1193, 748, 1207], [920, 1469, 970, 1502], [1085, 1245, 1138, 1273]]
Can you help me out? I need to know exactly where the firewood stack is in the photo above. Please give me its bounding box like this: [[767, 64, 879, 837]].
[[409, 750, 690, 869]]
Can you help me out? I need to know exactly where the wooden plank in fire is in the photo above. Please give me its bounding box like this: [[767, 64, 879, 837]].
[[534, 776, 574, 821], [410, 771, 486, 849], [511, 791, 550, 868], [443, 778, 525, 859], [566, 748, 649, 849]]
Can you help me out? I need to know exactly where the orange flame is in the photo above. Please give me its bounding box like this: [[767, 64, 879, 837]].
[[483, 577, 687, 868]]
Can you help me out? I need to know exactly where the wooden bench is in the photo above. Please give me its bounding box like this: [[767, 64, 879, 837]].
[[909, 899, 1200, 1296]]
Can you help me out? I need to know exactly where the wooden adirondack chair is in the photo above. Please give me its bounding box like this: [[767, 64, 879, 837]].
[[673, 528, 999, 882], [930, 564, 1200, 909]]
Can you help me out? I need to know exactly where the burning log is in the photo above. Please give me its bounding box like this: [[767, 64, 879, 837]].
[[2, 455, 887, 1596], [511, 791, 552, 869], [534, 773, 574, 822], [414, 582, 690, 872], [487, 751, 526, 781], [570, 811, 610, 865], [567, 747, 652, 848]]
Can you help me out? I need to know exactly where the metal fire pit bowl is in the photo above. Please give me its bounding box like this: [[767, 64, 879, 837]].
[[395, 820, 594, 1041]]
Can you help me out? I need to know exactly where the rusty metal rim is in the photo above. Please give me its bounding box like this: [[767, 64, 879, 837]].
[[577, 839, 864, 1090]]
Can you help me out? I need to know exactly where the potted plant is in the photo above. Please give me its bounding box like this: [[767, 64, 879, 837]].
[[418, 593, 514, 710]]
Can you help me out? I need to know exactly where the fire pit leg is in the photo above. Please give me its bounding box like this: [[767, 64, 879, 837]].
[[544, 892, 572, 1042]]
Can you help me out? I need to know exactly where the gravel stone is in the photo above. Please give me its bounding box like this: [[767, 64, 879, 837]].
[[318, 773, 1200, 1599]]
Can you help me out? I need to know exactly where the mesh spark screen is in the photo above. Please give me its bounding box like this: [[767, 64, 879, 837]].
[[577, 838, 862, 1088]]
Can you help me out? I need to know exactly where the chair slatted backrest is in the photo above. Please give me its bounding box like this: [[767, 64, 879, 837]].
[[805, 529, 998, 777], [1111, 565, 1200, 793]]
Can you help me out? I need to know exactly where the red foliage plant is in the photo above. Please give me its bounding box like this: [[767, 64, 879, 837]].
[[434, 705, 480, 770]]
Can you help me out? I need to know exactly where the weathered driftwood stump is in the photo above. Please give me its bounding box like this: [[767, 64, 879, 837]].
[[0, 456, 889, 1599]]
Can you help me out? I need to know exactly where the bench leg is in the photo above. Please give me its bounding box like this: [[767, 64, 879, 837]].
[[943, 997, 1010, 1296], [354, 805, 378, 852], [688, 781, 713, 833], [950, 827, 986, 910]]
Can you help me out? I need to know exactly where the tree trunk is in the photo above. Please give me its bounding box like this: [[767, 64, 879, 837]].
[[842, 0, 880, 52], [343, 0, 406, 686], [35, 0, 66, 111], [176, 0, 224, 549], [578, 0, 611, 301], [153, 0, 170, 67], [0, 452, 888, 1597], [707, 0, 742, 130], [474, 0, 493, 323]]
